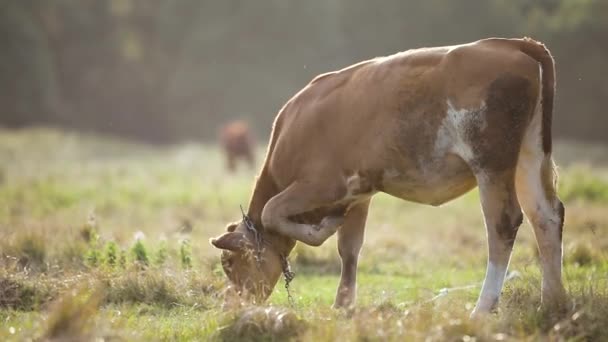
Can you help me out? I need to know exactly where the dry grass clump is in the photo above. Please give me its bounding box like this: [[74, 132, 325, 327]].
[[217, 306, 306, 341], [565, 241, 598, 266], [1, 232, 48, 272], [0, 273, 55, 310], [56, 239, 88, 269], [498, 279, 608, 341], [102, 270, 185, 307], [42, 285, 104, 341], [297, 300, 495, 342], [547, 288, 608, 341], [101, 268, 222, 309]]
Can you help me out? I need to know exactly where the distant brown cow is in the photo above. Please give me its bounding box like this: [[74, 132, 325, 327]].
[[219, 120, 255, 172]]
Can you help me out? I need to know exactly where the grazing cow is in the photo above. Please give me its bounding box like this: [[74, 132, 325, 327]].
[[219, 120, 255, 172], [211, 37, 566, 316]]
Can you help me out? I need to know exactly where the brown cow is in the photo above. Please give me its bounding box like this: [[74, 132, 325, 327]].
[[211, 37, 566, 317], [219, 120, 255, 172]]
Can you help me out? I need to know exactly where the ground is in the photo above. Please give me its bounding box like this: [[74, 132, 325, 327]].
[[1, 127, 607, 341]]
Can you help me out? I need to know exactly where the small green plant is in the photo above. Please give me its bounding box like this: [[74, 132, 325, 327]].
[[131, 240, 149, 267], [84, 248, 101, 267], [82, 212, 102, 268], [119, 249, 127, 269], [103, 241, 118, 267], [180, 239, 192, 269], [154, 241, 168, 266]]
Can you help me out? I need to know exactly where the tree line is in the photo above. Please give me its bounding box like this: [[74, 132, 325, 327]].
[[1, 0, 606, 143]]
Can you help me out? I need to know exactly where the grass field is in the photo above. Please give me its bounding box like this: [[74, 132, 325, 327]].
[[1, 127, 607, 341]]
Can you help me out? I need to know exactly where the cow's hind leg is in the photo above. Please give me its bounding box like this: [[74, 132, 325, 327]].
[[262, 180, 346, 246], [472, 168, 523, 316], [516, 152, 566, 310], [333, 199, 370, 309], [466, 72, 538, 317]]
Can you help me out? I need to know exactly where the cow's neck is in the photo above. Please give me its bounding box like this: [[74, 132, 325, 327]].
[[246, 166, 296, 257]]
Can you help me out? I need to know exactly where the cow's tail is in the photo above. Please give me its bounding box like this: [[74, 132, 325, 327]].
[[516, 37, 556, 155], [506, 38, 560, 202]]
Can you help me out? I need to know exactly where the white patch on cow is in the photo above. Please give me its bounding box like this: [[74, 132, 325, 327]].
[[342, 172, 375, 204], [345, 172, 361, 197], [475, 261, 508, 311], [434, 100, 487, 163]]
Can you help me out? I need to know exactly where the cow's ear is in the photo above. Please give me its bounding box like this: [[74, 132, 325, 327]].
[[226, 222, 238, 232], [210, 232, 245, 251]]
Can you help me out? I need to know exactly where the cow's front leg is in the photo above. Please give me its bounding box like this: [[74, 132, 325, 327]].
[[333, 200, 370, 309], [262, 180, 347, 246]]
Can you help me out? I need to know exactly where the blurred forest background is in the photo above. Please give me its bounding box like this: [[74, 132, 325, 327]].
[[1, 0, 606, 144]]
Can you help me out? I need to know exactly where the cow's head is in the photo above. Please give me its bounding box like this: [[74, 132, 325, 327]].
[[210, 219, 285, 304]]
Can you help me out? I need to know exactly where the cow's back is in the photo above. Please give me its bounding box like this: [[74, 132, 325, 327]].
[[266, 39, 541, 193]]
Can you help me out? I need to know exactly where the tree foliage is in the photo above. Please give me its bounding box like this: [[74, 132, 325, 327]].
[[0, 0, 606, 143]]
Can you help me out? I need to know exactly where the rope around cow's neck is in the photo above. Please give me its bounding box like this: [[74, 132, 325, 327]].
[[240, 205, 296, 308]]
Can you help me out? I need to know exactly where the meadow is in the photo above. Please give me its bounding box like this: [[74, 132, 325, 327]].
[[1, 127, 607, 341]]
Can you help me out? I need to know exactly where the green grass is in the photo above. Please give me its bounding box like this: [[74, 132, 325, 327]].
[[0, 127, 607, 341], [560, 166, 608, 203]]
